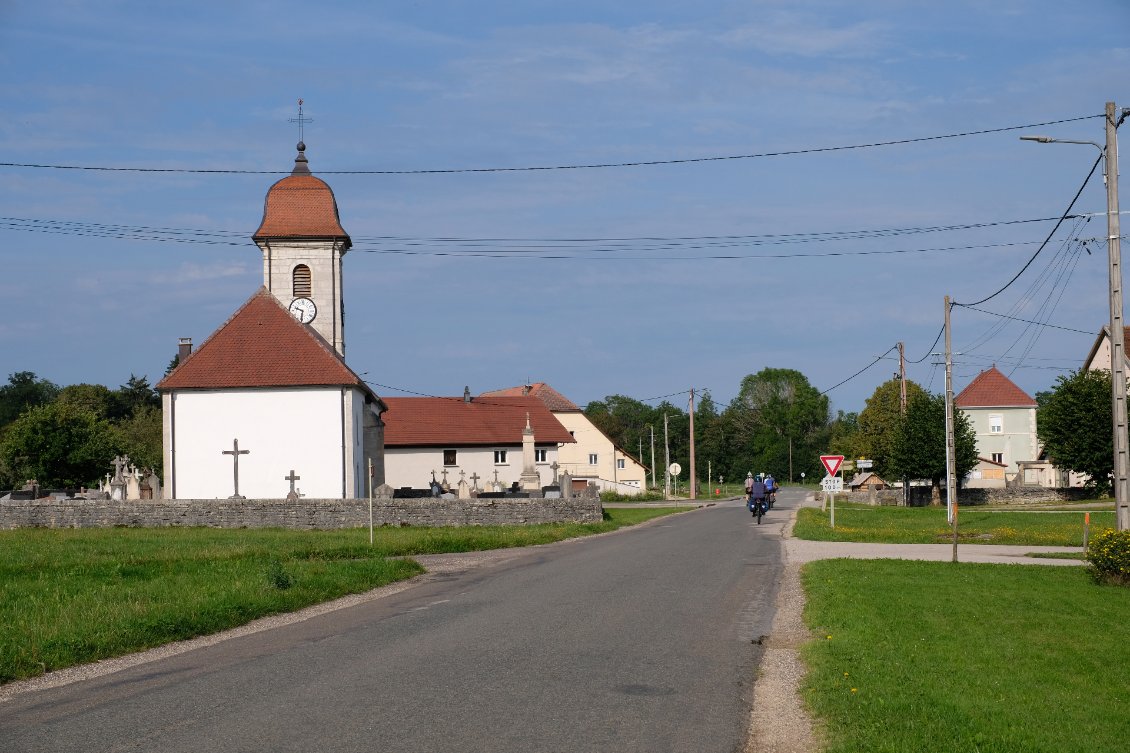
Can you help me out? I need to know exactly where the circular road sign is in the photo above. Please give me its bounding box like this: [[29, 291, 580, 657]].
[[668, 463, 682, 477]]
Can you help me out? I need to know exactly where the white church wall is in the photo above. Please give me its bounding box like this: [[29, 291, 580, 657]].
[[168, 388, 348, 499], [385, 446, 559, 491]]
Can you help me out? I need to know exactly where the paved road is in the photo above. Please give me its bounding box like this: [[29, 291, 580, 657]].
[[1, 492, 801, 753]]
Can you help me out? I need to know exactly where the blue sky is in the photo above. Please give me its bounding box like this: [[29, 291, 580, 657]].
[[2, 0, 1128, 415]]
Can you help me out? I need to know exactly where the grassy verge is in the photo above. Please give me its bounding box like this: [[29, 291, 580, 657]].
[[0, 507, 686, 684], [794, 504, 1113, 546], [802, 559, 1130, 752]]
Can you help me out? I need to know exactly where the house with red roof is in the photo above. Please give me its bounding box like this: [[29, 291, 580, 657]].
[[954, 366, 1038, 487], [382, 391, 574, 491], [157, 142, 386, 499], [481, 382, 649, 495]]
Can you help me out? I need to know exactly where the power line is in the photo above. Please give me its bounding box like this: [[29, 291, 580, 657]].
[[956, 304, 1093, 335], [954, 153, 1103, 307], [0, 115, 1102, 176], [820, 345, 898, 395]]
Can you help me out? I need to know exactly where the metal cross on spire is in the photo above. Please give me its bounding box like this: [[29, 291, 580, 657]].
[[288, 98, 313, 144]]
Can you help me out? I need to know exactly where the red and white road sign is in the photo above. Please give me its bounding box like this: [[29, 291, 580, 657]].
[[820, 455, 845, 477]]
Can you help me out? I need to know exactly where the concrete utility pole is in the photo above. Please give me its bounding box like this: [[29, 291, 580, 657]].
[[689, 388, 697, 500], [899, 341, 909, 506], [650, 425, 656, 490], [1021, 102, 1129, 530], [944, 296, 959, 563], [664, 413, 671, 499], [1105, 102, 1130, 531]]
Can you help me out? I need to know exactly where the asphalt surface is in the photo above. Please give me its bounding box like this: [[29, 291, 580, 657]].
[[0, 497, 785, 753]]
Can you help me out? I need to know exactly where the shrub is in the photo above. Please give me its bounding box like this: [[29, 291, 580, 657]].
[[1086, 528, 1130, 586], [599, 489, 667, 502]]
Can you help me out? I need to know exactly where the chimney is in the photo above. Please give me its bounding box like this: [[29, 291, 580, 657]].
[[522, 384, 530, 396], [463, 386, 472, 403], [178, 337, 193, 361]]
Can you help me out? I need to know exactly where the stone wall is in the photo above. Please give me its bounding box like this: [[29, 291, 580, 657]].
[[829, 485, 1094, 507], [0, 496, 604, 530]]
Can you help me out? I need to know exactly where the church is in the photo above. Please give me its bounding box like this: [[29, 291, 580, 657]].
[[157, 141, 387, 500]]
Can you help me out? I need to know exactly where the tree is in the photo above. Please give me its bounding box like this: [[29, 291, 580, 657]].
[[57, 383, 118, 417], [887, 392, 978, 504], [1038, 369, 1113, 493], [113, 374, 160, 420], [828, 410, 861, 458], [0, 402, 120, 488], [728, 368, 829, 482], [0, 371, 60, 427], [112, 404, 163, 475], [857, 378, 926, 479]]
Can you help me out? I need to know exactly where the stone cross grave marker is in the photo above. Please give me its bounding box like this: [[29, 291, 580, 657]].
[[285, 470, 301, 501], [222, 438, 250, 499]]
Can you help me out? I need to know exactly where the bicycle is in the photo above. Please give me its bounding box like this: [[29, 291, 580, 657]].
[[748, 495, 768, 524]]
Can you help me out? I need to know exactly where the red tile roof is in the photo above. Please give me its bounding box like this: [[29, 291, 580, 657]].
[[383, 396, 576, 447], [480, 382, 581, 412], [158, 288, 380, 404], [252, 174, 350, 242], [954, 366, 1036, 408]]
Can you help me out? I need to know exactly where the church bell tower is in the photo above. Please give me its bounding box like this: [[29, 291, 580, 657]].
[[252, 140, 351, 355]]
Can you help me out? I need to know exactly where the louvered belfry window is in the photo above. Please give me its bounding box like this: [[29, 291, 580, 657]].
[[292, 265, 312, 297]]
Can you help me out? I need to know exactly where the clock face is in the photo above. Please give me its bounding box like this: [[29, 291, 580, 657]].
[[288, 297, 317, 324]]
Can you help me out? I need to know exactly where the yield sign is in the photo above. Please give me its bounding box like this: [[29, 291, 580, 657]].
[[820, 455, 845, 477]]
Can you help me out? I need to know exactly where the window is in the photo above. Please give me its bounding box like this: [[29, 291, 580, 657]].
[[989, 414, 1003, 434], [991, 452, 1003, 465], [535, 449, 547, 463], [443, 449, 457, 466], [589, 453, 598, 465], [292, 264, 312, 297], [617, 458, 625, 470], [494, 450, 508, 465]]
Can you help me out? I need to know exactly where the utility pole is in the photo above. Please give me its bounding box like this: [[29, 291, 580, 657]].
[[650, 425, 656, 490], [1019, 102, 1129, 529], [689, 388, 697, 500], [899, 341, 909, 507], [1105, 102, 1130, 531], [944, 296, 959, 562], [663, 413, 671, 499]]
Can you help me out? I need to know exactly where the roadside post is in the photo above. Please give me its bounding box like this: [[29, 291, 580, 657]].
[[368, 459, 374, 546], [1084, 512, 1091, 551], [820, 455, 845, 529]]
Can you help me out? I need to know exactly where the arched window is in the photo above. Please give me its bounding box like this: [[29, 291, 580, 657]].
[[292, 264, 312, 297]]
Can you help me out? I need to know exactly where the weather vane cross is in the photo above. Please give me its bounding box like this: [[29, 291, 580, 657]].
[[288, 98, 313, 143]]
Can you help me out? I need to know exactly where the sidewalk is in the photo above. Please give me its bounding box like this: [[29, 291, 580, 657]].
[[784, 493, 1085, 566]]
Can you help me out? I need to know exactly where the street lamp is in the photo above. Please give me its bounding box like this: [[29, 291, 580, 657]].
[[1021, 103, 1130, 529]]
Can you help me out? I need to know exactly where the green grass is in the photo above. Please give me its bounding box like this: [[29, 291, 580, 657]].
[[0, 507, 686, 684], [802, 559, 1130, 753], [794, 504, 1113, 546]]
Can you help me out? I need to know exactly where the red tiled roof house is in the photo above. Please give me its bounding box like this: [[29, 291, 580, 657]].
[[382, 392, 574, 491], [954, 366, 1038, 488], [480, 383, 650, 495]]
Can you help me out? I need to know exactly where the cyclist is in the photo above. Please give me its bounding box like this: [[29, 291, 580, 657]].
[[748, 475, 767, 517], [764, 474, 777, 508]]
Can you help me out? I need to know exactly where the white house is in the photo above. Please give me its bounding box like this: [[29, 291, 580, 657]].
[[382, 392, 575, 491], [480, 383, 649, 495], [157, 142, 386, 499], [954, 366, 1038, 487]]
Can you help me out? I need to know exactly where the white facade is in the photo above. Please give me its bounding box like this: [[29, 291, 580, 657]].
[[384, 446, 560, 491], [553, 412, 647, 494], [163, 386, 371, 499], [960, 405, 1038, 482]]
